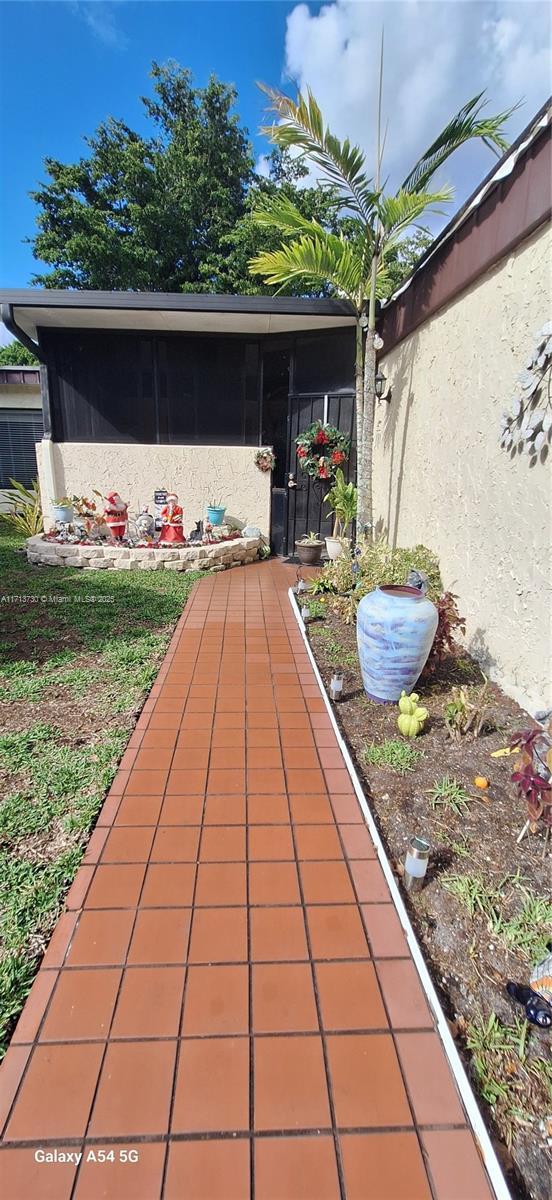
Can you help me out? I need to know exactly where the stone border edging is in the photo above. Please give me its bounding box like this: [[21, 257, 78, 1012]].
[[26, 534, 263, 572]]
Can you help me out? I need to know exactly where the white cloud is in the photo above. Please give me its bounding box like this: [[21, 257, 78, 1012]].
[[70, 2, 128, 50], [255, 153, 272, 178], [281, 0, 551, 212]]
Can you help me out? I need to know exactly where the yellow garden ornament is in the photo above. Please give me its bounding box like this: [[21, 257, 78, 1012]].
[[397, 692, 429, 738]]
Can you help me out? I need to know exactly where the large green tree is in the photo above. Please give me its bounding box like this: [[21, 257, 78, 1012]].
[[29, 61, 428, 298], [208, 149, 344, 295], [30, 62, 254, 291], [250, 81, 514, 534], [0, 341, 38, 366]]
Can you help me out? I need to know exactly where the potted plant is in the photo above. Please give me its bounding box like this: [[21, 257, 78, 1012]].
[[51, 496, 74, 524], [295, 531, 324, 566], [324, 469, 358, 559], [206, 499, 226, 526]]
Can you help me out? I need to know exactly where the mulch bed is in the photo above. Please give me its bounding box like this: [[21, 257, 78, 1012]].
[[307, 609, 551, 1200]]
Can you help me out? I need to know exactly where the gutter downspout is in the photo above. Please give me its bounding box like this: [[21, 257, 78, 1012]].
[[1, 303, 43, 362], [0, 304, 57, 524]]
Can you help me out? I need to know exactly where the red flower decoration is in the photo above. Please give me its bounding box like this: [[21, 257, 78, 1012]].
[[294, 421, 350, 483]]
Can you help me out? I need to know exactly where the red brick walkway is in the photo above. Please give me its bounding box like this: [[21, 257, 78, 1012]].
[[0, 562, 495, 1200]]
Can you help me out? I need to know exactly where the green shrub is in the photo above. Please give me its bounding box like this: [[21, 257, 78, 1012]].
[[320, 536, 443, 618]]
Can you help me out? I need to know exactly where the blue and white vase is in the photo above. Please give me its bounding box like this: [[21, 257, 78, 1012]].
[[357, 584, 438, 703]]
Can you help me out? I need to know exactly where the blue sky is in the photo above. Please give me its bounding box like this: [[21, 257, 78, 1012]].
[[0, 0, 550, 307]]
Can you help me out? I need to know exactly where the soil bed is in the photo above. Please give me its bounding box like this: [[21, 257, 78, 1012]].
[[307, 608, 551, 1200]]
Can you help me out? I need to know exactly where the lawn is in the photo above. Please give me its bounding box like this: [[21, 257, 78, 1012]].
[[0, 525, 201, 1057]]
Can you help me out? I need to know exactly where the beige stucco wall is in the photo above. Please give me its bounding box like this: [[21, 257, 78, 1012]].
[[36, 442, 271, 537], [374, 224, 551, 713]]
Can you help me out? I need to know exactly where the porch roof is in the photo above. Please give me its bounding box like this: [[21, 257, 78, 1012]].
[[0, 289, 356, 350]]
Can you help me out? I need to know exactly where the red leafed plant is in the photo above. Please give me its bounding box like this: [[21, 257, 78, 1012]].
[[510, 728, 552, 828], [423, 591, 466, 675]]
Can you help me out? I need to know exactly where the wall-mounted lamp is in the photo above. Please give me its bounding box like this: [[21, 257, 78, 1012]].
[[375, 369, 389, 401]]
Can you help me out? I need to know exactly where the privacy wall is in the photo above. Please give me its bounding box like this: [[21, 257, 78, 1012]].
[[374, 224, 551, 712], [36, 442, 271, 536]]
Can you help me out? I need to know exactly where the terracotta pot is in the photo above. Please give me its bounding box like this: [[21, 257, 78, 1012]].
[[357, 584, 438, 703], [295, 540, 323, 566]]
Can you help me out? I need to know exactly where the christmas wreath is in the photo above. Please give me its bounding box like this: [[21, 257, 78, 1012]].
[[295, 420, 351, 481], [254, 447, 276, 472]]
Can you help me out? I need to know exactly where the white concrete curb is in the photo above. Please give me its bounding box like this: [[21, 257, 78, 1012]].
[[288, 587, 511, 1200]]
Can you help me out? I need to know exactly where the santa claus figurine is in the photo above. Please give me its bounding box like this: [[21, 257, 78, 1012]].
[[103, 491, 128, 540], [159, 492, 185, 544]]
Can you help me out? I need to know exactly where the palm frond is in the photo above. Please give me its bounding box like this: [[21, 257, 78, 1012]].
[[402, 92, 518, 193], [250, 229, 388, 309], [258, 83, 379, 220], [251, 191, 329, 239], [378, 186, 453, 245], [250, 232, 363, 307]]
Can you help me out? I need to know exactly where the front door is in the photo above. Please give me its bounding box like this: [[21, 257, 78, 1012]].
[[285, 390, 356, 557]]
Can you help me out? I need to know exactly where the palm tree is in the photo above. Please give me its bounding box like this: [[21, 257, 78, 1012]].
[[249, 60, 515, 536]]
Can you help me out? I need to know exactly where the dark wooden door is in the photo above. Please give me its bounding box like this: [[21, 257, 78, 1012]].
[[285, 391, 356, 556]]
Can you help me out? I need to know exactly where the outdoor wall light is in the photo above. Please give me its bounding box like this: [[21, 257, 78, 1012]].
[[330, 670, 344, 701], [375, 369, 389, 401], [403, 836, 431, 893]]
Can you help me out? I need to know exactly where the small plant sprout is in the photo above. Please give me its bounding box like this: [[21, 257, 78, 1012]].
[[397, 691, 429, 738], [442, 870, 552, 961], [445, 678, 490, 739], [428, 776, 471, 816], [298, 530, 323, 545], [362, 739, 423, 776], [510, 726, 552, 850], [305, 597, 326, 621]]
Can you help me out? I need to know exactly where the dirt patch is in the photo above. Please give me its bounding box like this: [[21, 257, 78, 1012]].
[[307, 610, 551, 1200]]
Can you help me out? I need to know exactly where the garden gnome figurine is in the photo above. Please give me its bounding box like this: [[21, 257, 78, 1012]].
[[136, 506, 155, 542], [159, 492, 185, 544], [103, 491, 128, 540]]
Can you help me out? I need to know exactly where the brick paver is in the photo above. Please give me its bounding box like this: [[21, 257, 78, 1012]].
[[0, 562, 494, 1199]]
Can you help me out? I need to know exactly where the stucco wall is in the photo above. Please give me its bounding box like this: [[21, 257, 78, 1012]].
[[374, 224, 551, 712], [36, 442, 271, 537]]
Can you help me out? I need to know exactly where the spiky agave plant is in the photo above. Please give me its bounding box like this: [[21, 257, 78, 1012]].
[[249, 46, 516, 537]]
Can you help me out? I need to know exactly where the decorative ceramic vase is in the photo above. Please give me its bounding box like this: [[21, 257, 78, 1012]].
[[356, 584, 438, 703], [207, 505, 226, 526]]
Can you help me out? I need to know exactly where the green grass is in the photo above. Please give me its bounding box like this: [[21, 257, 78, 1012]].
[[361, 738, 423, 775], [427, 775, 471, 815], [310, 624, 358, 667], [442, 870, 552, 961], [439, 829, 471, 858], [0, 524, 202, 1058], [466, 1012, 552, 1148]]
